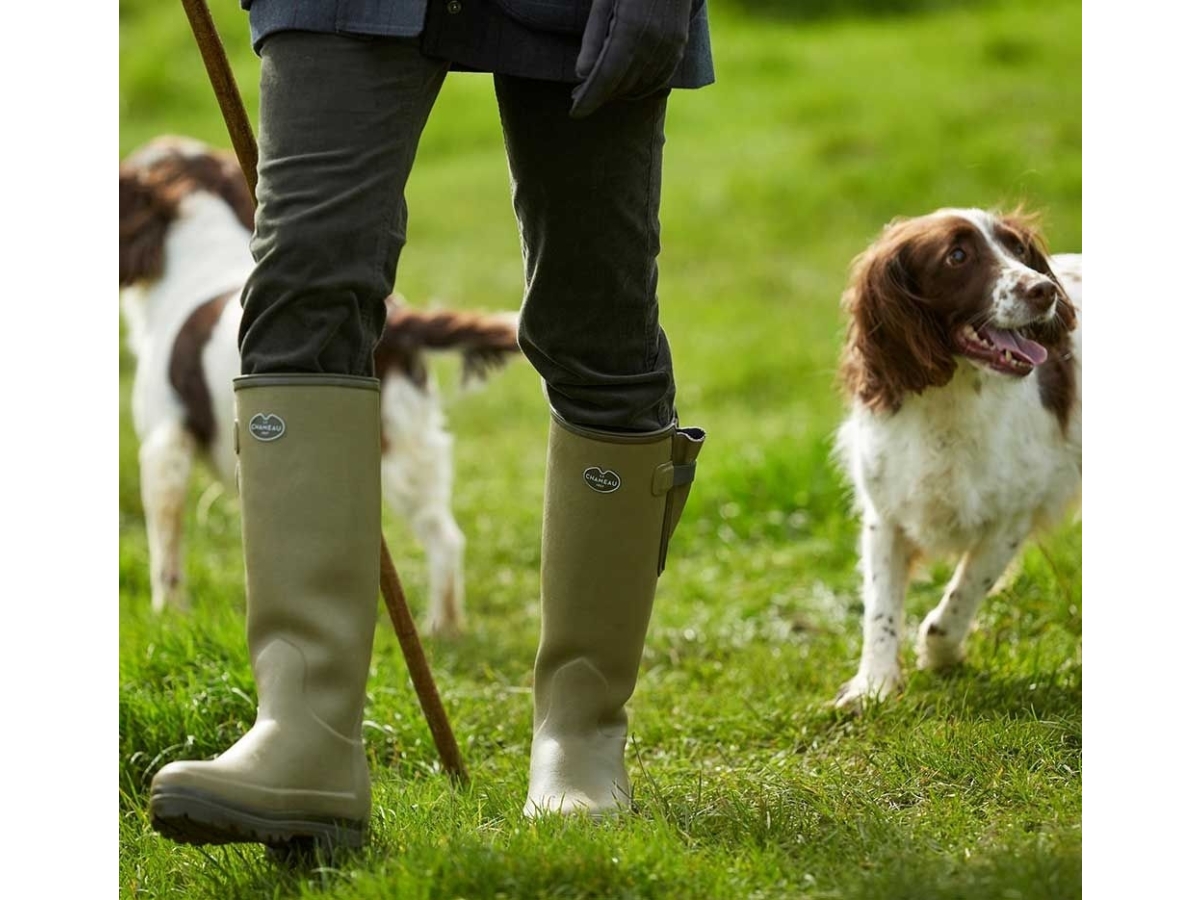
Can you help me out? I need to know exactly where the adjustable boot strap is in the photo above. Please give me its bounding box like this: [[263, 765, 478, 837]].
[[651, 460, 697, 496], [654, 426, 707, 573], [651, 426, 706, 497]]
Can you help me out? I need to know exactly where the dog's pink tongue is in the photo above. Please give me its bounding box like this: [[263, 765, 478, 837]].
[[982, 326, 1048, 366]]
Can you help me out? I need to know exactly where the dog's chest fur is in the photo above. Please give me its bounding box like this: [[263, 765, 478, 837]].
[[838, 360, 1081, 555]]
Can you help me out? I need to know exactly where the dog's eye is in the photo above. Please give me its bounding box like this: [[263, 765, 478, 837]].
[[946, 248, 967, 266], [1012, 242, 1028, 259]]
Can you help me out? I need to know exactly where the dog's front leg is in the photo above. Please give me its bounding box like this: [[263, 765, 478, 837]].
[[835, 515, 914, 708], [139, 422, 196, 613], [917, 521, 1029, 670]]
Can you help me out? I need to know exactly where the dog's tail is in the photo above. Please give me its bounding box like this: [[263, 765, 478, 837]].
[[374, 297, 522, 389]]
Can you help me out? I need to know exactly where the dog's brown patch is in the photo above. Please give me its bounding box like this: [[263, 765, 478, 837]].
[[1036, 349, 1078, 433], [169, 291, 234, 450]]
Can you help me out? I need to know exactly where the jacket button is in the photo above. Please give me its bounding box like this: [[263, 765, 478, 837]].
[[447, 0, 462, 12]]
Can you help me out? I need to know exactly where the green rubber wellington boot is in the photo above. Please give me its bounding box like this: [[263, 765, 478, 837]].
[[523, 413, 705, 817], [148, 374, 381, 850]]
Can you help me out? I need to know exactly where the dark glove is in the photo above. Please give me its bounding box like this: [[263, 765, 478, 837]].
[[570, 0, 694, 119]]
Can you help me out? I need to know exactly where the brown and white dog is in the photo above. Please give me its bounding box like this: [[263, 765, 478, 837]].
[[833, 208, 1082, 707], [120, 136, 522, 635]]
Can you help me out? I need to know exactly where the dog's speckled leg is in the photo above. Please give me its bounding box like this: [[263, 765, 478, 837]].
[[835, 515, 915, 709], [917, 521, 1030, 670]]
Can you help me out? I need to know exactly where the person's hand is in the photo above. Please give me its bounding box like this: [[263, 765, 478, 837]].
[[570, 0, 694, 119]]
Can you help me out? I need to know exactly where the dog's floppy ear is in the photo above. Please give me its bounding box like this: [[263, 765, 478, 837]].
[[998, 208, 1078, 341], [839, 222, 957, 413], [119, 166, 173, 287]]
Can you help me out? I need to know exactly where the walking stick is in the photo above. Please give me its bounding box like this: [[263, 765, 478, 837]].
[[178, 0, 468, 785]]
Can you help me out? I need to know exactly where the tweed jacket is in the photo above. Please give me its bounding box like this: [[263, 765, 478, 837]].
[[241, 0, 714, 89]]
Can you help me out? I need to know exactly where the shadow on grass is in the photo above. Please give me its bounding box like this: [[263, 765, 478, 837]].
[[179, 841, 388, 900], [830, 836, 1081, 900], [907, 663, 1082, 723], [776, 659, 1081, 752], [127, 812, 1079, 900]]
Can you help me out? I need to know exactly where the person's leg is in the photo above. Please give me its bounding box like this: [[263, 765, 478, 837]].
[[494, 76, 705, 816], [240, 32, 447, 376], [495, 77, 677, 433], [149, 33, 448, 850]]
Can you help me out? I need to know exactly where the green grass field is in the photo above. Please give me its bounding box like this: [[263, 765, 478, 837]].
[[119, 1, 1082, 896]]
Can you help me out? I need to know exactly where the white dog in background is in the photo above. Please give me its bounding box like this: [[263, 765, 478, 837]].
[[120, 136, 523, 635], [833, 208, 1081, 707]]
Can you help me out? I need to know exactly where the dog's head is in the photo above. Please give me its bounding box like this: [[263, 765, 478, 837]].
[[838, 207, 1077, 413], [119, 136, 255, 287]]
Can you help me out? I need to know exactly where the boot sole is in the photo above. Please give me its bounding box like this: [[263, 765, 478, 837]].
[[149, 786, 365, 850]]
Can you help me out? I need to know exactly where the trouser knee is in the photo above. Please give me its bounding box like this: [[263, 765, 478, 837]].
[[517, 300, 677, 433]]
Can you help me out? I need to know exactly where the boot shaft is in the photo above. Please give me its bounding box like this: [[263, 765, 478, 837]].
[[533, 413, 706, 732], [235, 374, 382, 737]]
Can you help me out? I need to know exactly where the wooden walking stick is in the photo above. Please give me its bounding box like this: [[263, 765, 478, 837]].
[[178, 0, 468, 785]]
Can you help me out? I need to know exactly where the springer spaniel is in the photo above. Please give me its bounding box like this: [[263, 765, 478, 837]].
[[833, 207, 1081, 708], [119, 136, 523, 636]]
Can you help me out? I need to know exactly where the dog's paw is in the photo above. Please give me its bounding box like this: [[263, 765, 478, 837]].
[[916, 616, 966, 670], [833, 669, 902, 710], [151, 579, 191, 615], [423, 608, 464, 640]]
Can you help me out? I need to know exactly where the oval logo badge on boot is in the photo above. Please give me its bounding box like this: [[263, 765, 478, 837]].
[[583, 467, 620, 494], [248, 413, 286, 442]]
